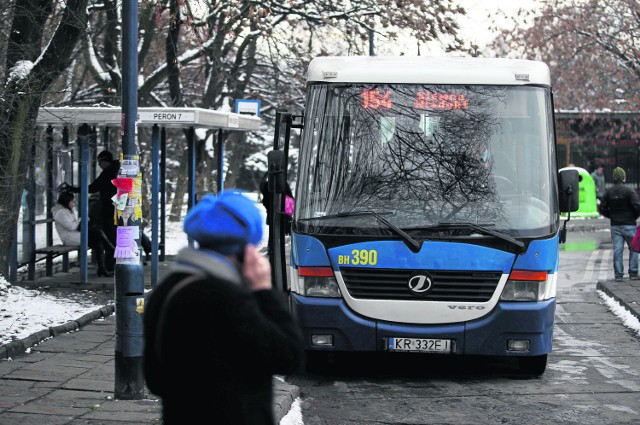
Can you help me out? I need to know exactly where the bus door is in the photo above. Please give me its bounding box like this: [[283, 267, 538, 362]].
[[267, 111, 303, 292]]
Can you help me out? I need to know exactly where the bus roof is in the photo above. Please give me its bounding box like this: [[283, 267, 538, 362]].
[[306, 56, 551, 86]]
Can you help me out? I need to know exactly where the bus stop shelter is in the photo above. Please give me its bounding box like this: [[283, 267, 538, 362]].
[[12, 106, 260, 285]]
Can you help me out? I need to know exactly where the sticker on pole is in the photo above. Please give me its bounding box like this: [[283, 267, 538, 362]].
[[136, 298, 144, 313]]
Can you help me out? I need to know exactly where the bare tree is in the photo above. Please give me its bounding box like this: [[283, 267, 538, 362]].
[[0, 0, 90, 277], [0, 0, 470, 275], [490, 0, 640, 113]]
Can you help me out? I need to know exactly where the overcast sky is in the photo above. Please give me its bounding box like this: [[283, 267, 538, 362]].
[[456, 0, 540, 47], [385, 0, 541, 56]]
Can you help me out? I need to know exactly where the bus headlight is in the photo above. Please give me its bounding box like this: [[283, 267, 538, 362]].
[[297, 266, 341, 297], [500, 270, 549, 302]]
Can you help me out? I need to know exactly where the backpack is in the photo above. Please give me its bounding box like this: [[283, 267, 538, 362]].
[[632, 226, 640, 253], [144, 273, 203, 395]]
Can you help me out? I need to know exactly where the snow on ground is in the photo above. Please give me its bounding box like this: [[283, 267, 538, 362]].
[[597, 290, 640, 337], [0, 218, 185, 347], [279, 397, 304, 425], [0, 279, 101, 346]]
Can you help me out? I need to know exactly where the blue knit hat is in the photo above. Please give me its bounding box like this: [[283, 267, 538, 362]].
[[183, 190, 263, 255]]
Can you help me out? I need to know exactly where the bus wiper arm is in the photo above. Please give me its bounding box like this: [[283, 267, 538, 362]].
[[436, 222, 525, 253], [340, 211, 421, 252], [298, 211, 421, 253]]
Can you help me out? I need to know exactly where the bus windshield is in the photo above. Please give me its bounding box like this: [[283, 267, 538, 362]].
[[295, 83, 558, 239]]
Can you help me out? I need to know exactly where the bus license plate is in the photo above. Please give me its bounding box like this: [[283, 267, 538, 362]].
[[388, 337, 452, 353]]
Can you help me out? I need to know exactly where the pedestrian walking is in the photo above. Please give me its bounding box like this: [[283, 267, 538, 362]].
[[143, 190, 304, 425], [591, 166, 605, 203], [598, 166, 640, 282]]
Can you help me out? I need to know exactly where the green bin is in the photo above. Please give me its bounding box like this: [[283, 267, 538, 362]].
[[560, 166, 599, 218]]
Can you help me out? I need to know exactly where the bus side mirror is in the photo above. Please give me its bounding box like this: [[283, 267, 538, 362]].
[[267, 150, 286, 194], [558, 169, 579, 213]]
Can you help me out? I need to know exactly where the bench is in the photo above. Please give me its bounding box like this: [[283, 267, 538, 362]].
[[34, 244, 80, 275]]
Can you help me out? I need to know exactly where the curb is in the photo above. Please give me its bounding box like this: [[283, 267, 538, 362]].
[[596, 281, 640, 322], [273, 378, 300, 423], [0, 303, 115, 359]]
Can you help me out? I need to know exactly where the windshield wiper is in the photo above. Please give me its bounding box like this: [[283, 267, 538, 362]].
[[413, 222, 525, 253], [298, 211, 421, 253]]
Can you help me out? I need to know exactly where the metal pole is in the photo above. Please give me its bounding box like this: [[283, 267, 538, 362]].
[[90, 127, 98, 181], [115, 0, 144, 400], [78, 124, 90, 284], [26, 140, 36, 281], [187, 127, 195, 248], [151, 124, 160, 287], [217, 129, 224, 192], [160, 127, 166, 262], [45, 126, 54, 276], [103, 126, 110, 152]]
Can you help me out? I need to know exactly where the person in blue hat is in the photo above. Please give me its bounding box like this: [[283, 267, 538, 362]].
[[143, 190, 304, 425]]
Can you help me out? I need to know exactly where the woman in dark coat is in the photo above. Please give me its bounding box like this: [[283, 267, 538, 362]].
[[143, 191, 304, 425], [70, 150, 120, 270]]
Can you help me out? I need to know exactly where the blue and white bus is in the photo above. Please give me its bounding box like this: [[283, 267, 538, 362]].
[[266, 56, 579, 375]]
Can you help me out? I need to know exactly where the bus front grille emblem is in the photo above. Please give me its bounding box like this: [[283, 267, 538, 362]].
[[408, 273, 433, 294]]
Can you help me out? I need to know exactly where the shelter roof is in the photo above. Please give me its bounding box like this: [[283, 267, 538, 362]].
[[36, 106, 260, 131]]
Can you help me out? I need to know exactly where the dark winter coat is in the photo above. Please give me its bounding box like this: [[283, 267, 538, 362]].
[[143, 247, 304, 425], [260, 172, 293, 234], [90, 160, 119, 238], [599, 182, 640, 225], [72, 160, 120, 244]]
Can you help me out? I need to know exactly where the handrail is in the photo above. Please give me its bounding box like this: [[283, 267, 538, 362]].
[[23, 218, 55, 225]]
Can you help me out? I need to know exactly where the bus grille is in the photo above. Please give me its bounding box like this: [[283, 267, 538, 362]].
[[340, 267, 502, 302]]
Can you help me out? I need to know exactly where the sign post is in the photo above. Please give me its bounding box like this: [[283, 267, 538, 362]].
[[115, 0, 144, 400], [235, 99, 261, 117]]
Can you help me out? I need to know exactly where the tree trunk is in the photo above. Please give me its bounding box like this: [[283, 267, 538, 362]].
[[0, 97, 39, 277], [222, 131, 248, 189], [0, 0, 89, 277], [169, 148, 188, 222]]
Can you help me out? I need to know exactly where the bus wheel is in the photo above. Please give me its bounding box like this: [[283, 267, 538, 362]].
[[305, 351, 331, 372], [518, 354, 547, 376]]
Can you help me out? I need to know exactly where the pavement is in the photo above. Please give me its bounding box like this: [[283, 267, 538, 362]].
[[1, 216, 639, 424], [0, 257, 299, 424]]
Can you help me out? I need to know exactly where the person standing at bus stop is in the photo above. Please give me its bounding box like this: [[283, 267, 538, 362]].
[[598, 166, 640, 282], [591, 166, 605, 203], [259, 171, 294, 259], [143, 190, 304, 425], [69, 150, 120, 271]]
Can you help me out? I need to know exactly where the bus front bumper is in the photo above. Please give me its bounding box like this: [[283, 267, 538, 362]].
[[291, 294, 555, 356]]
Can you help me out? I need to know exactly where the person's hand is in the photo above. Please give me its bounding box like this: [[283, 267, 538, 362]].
[[242, 245, 272, 291]]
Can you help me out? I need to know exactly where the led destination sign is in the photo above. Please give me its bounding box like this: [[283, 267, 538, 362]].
[[414, 92, 469, 110], [360, 89, 392, 109], [360, 89, 469, 110]]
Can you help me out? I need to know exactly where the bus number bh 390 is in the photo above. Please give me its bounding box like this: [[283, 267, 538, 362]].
[[338, 249, 378, 266]]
